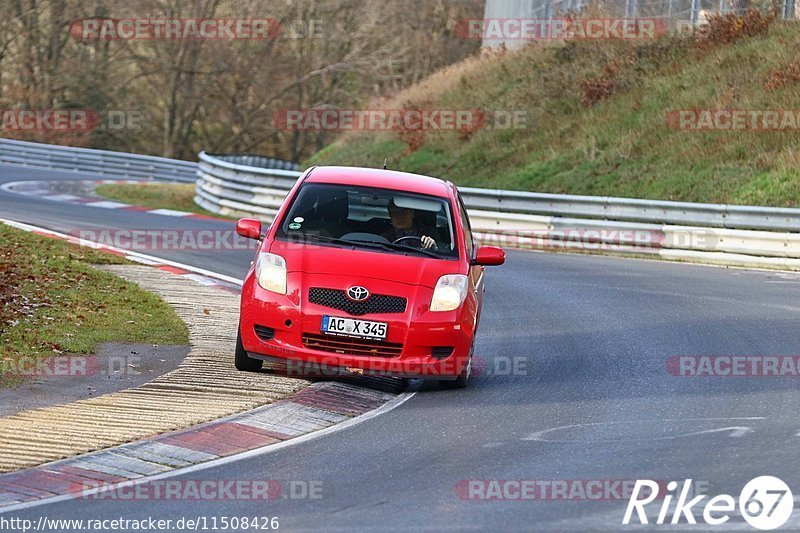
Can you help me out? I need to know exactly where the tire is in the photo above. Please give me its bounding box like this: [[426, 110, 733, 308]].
[[440, 351, 472, 389], [235, 330, 263, 372]]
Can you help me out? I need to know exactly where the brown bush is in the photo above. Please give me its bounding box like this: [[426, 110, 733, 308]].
[[580, 76, 616, 107], [694, 8, 777, 50], [397, 100, 430, 154], [579, 62, 621, 107], [398, 129, 426, 154], [764, 62, 800, 91], [458, 109, 486, 141]]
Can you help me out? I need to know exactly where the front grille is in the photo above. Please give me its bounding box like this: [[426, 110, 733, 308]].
[[302, 333, 403, 358], [308, 288, 407, 316], [254, 325, 275, 341]]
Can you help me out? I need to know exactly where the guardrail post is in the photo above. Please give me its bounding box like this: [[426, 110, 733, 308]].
[[783, 0, 795, 19], [625, 0, 638, 18]]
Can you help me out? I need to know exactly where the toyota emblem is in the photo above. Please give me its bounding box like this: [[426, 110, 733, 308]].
[[346, 286, 370, 302]]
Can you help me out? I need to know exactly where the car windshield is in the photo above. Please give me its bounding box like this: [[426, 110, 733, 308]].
[[275, 183, 459, 259]]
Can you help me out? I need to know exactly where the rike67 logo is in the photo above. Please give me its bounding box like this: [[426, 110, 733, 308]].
[[623, 476, 793, 530]]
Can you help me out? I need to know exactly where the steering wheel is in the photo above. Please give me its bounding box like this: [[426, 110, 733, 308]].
[[392, 236, 423, 246]]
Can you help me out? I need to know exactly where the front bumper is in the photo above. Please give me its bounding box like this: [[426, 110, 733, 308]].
[[239, 274, 475, 379]]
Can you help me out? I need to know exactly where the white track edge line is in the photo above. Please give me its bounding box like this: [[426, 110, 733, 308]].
[[0, 390, 417, 514], [0, 217, 242, 286], [0, 215, 417, 513]]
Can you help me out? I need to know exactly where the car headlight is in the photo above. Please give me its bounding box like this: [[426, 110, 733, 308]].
[[430, 274, 469, 312], [255, 253, 287, 295]]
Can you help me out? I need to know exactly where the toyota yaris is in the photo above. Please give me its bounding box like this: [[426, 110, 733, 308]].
[[234, 166, 504, 388]]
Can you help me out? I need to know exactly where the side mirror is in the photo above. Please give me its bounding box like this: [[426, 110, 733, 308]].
[[236, 218, 262, 240], [473, 246, 505, 266]]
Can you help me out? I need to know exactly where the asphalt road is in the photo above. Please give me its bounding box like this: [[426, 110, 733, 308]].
[[3, 164, 800, 531]]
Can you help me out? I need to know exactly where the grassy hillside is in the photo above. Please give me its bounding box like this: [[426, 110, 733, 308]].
[[307, 14, 800, 207]]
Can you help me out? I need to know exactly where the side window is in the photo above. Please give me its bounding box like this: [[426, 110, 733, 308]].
[[457, 195, 475, 259]]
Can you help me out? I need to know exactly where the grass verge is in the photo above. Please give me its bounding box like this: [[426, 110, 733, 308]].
[[95, 182, 230, 219], [0, 223, 189, 388]]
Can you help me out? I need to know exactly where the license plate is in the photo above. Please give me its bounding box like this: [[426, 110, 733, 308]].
[[321, 315, 388, 340]]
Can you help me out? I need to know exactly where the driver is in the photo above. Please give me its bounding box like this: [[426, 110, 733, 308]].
[[382, 198, 439, 250]]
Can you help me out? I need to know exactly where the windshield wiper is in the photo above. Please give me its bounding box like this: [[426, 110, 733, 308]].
[[305, 234, 389, 251], [370, 241, 441, 259], [306, 234, 441, 259], [304, 235, 358, 247]]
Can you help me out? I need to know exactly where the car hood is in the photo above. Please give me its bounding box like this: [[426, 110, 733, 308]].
[[269, 239, 460, 289]]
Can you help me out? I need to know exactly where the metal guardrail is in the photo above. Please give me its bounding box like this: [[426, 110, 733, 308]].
[[194, 153, 800, 270], [459, 187, 800, 233], [195, 153, 800, 233], [194, 152, 302, 218], [0, 138, 197, 182], [4, 139, 796, 269]]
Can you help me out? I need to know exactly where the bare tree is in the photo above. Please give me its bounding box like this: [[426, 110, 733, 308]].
[[0, 0, 482, 159]]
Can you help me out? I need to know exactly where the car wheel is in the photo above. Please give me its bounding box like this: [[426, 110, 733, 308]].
[[235, 329, 263, 372], [441, 349, 472, 389]]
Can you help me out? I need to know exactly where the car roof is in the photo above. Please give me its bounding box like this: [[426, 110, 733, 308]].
[[304, 166, 453, 198]]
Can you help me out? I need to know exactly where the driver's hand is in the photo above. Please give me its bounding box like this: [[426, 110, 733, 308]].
[[421, 235, 437, 250]]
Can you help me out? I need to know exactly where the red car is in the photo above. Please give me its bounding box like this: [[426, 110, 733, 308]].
[[234, 166, 505, 388]]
